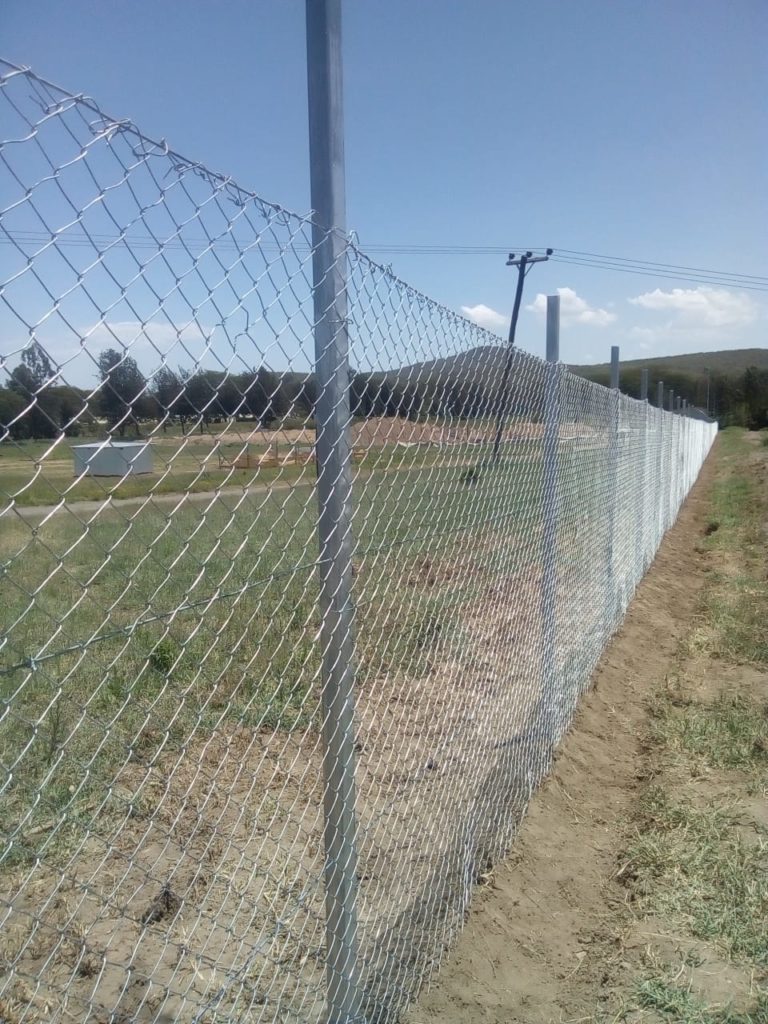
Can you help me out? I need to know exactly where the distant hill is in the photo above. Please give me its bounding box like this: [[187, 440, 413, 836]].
[[570, 348, 768, 382], [394, 346, 768, 388]]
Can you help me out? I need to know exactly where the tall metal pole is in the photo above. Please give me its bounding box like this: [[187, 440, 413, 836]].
[[306, 2, 361, 1020], [610, 346, 620, 391], [540, 295, 561, 744], [606, 345, 620, 630], [637, 368, 649, 571], [705, 367, 711, 416], [656, 381, 665, 539]]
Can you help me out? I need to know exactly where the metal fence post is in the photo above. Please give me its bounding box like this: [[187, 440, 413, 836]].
[[666, 389, 675, 525], [540, 295, 561, 740], [674, 396, 683, 509], [306, 2, 362, 1020], [637, 369, 649, 571], [605, 345, 620, 630], [656, 381, 665, 542]]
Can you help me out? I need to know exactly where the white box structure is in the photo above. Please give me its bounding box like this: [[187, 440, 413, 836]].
[[72, 441, 153, 477]]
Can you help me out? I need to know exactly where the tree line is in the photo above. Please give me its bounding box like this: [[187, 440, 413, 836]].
[[583, 364, 768, 429], [2, 342, 767, 442], [0, 344, 512, 441]]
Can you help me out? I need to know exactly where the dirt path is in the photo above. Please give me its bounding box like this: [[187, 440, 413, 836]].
[[1, 478, 302, 523], [404, 443, 730, 1023]]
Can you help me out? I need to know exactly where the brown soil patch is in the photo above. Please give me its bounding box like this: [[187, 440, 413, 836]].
[[155, 417, 598, 453], [404, 446, 723, 1024]]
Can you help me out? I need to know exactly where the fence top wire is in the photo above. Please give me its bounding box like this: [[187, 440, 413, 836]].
[[0, 54, 718, 1024], [0, 54, 691, 411]]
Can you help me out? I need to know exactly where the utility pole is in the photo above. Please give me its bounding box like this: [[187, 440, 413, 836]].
[[705, 367, 711, 417], [491, 249, 553, 463]]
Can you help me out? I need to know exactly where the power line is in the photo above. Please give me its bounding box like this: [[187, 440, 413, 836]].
[[2, 229, 767, 292], [548, 256, 768, 293], [552, 248, 768, 283]]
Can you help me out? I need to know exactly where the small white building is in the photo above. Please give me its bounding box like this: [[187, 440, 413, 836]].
[[72, 441, 153, 477]]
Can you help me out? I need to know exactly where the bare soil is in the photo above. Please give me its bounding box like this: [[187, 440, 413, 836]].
[[404, 441, 761, 1024]]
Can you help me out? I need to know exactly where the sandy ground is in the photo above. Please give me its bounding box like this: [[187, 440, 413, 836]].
[[404, 443, 728, 1023]]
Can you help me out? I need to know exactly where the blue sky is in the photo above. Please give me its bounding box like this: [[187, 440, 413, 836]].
[[3, 0, 767, 374]]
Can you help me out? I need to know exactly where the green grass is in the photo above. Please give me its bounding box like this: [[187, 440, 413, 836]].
[[633, 975, 768, 1023], [0, 431, 495, 507], [624, 787, 768, 964], [650, 693, 768, 771], [688, 429, 768, 666], [0, 447, 545, 868], [0, 432, 312, 506]]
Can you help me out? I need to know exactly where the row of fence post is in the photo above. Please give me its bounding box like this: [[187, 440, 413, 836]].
[[305, 5, 710, 1020]]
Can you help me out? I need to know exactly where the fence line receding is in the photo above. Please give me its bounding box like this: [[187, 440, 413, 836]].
[[0, 60, 716, 1024]]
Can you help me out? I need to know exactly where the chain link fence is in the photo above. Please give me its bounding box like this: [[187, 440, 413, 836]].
[[0, 60, 716, 1024]]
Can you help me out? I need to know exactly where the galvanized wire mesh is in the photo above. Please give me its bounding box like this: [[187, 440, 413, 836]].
[[0, 61, 717, 1024]]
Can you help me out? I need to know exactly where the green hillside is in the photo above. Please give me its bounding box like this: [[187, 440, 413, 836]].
[[570, 348, 768, 380], [569, 348, 768, 425]]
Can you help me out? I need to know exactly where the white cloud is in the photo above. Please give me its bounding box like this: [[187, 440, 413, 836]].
[[460, 303, 507, 333], [85, 320, 214, 358], [526, 287, 616, 327], [628, 286, 758, 329]]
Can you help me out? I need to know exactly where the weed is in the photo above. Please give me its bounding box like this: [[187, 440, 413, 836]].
[[623, 789, 768, 964], [149, 638, 179, 675], [42, 696, 66, 768], [635, 976, 768, 1022], [702, 580, 768, 665], [651, 693, 768, 770]]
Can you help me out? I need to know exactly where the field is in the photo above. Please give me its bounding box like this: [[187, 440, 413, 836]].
[[1, 417, 580, 1022], [0, 416, 537, 508], [0, 403, 695, 1022]]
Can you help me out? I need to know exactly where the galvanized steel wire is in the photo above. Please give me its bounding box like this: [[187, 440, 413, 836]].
[[0, 61, 717, 1024]]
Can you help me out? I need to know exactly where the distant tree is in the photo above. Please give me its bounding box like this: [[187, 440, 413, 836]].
[[349, 373, 375, 419], [21, 341, 54, 388], [743, 366, 768, 429], [236, 368, 288, 425], [7, 341, 61, 438], [0, 388, 28, 440], [97, 348, 151, 436], [153, 365, 183, 431], [183, 370, 222, 432], [49, 385, 94, 436], [284, 374, 318, 420], [217, 375, 245, 419]]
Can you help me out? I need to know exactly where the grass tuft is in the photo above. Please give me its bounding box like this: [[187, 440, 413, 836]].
[[651, 693, 768, 770], [623, 788, 768, 965], [635, 976, 768, 1023]]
